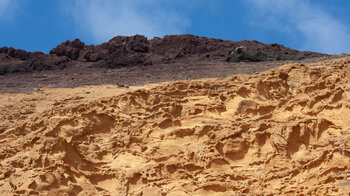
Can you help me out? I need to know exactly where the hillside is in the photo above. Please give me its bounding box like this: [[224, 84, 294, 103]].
[[1, 57, 350, 195]]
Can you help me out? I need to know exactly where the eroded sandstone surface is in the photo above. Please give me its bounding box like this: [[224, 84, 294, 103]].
[[1, 57, 350, 195]]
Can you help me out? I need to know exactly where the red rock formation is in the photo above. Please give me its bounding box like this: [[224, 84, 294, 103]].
[[0, 34, 327, 75]]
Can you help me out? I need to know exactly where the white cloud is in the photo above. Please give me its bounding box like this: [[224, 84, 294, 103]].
[[0, 0, 10, 13], [64, 0, 190, 43], [0, 0, 17, 19], [246, 0, 350, 54]]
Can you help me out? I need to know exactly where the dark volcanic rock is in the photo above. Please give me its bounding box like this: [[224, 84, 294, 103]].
[[151, 34, 217, 55], [0, 47, 45, 61], [49, 39, 86, 60], [0, 34, 328, 75], [50, 34, 327, 68], [0, 48, 70, 75], [93, 35, 150, 68]]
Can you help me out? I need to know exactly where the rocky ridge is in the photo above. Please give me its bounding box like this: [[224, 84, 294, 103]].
[[0, 34, 327, 75]]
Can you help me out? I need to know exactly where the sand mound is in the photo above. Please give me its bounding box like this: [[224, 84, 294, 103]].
[[1, 57, 350, 195]]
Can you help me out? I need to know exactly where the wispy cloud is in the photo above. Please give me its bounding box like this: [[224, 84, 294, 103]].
[[0, 0, 18, 20], [64, 0, 190, 43], [245, 0, 350, 54]]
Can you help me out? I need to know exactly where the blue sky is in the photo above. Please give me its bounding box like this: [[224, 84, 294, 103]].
[[1, 0, 350, 54]]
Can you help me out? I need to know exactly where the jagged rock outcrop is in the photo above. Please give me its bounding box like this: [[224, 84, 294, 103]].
[[51, 34, 327, 66], [1, 34, 327, 75], [49, 39, 86, 61], [0, 47, 70, 75]]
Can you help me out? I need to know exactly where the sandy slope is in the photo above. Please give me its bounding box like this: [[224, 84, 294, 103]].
[[1, 57, 350, 195]]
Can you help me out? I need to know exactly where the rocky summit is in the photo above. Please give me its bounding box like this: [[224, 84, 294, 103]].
[[0, 34, 326, 75]]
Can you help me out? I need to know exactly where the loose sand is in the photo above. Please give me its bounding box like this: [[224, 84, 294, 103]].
[[1, 57, 350, 195]]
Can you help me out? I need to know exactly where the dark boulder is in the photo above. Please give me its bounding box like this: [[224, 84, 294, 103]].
[[50, 39, 86, 60]]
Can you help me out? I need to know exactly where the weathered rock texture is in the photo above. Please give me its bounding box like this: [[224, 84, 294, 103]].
[[1, 57, 350, 195]]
